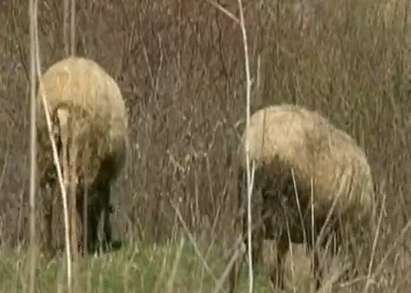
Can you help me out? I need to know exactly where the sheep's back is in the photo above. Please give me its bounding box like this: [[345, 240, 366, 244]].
[[36, 57, 128, 183], [240, 104, 374, 225]]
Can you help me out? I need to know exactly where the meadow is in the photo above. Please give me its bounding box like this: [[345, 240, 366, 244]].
[[1, 0, 411, 292]]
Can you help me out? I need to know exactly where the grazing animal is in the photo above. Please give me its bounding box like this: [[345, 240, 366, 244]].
[[229, 104, 374, 292], [36, 57, 128, 256]]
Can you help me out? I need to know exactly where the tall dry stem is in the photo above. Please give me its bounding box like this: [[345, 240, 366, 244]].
[[35, 35, 73, 293], [28, 0, 38, 292], [237, 0, 255, 292], [63, 0, 69, 55], [70, 0, 76, 55]]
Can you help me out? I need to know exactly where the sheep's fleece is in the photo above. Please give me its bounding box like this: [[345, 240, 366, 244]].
[[36, 56, 128, 187], [239, 104, 374, 241]]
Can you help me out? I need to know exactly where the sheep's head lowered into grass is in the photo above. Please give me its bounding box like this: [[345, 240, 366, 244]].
[[229, 104, 375, 292], [36, 57, 128, 256]]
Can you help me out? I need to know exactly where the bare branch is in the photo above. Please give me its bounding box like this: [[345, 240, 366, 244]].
[[205, 0, 240, 24], [35, 14, 73, 293], [70, 0, 76, 55], [28, 0, 38, 291], [237, 0, 254, 291]]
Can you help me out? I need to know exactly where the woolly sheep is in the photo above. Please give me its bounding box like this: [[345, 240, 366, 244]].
[[36, 57, 128, 256], [229, 104, 374, 291]]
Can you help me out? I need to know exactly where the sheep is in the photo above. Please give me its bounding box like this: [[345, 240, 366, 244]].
[[229, 104, 375, 292], [36, 57, 128, 257]]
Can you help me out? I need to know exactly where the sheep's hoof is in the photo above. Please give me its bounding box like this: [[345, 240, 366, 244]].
[[111, 240, 122, 251], [91, 240, 123, 255], [102, 239, 122, 252]]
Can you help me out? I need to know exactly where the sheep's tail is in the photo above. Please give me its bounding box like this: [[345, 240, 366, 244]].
[[56, 107, 70, 148], [52, 103, 89, 156], [54, 106, 70, 188]]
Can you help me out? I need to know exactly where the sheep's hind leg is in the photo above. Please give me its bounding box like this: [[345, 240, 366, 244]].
[[100, 184, 113, 252], [85, 184, 112, 253], [85, 198, 101, 253], [76, 186, 88, 256]]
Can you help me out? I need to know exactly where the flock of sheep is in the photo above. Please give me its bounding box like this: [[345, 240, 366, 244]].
[[36, 56, 375, 291]]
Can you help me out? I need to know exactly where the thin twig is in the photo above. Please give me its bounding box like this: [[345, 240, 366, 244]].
[[205, 0, 240, 24], [35, 42, 73, 293], [212, 237, 244, 293], [63, 0, 69, 55], [237, 0, 254, 292], [28, 0, 38, 292], [373, 217, 411, 279], [169, 199, 218, 283], [70, 0, 76, 55], [165, 237, 185, 293], [363, 189, 387, 293]]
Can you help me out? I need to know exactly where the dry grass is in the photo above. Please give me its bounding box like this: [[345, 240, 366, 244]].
[[1, 0, 411, 292]]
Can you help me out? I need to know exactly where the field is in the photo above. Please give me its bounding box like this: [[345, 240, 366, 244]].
[[0, 240, 273, 292], [1, 0, 411, 292]]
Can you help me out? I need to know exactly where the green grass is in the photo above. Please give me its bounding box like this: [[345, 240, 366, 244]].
[[0, 239, 272, 293]]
